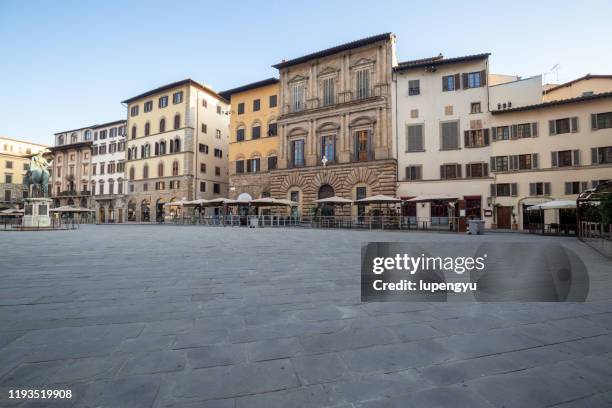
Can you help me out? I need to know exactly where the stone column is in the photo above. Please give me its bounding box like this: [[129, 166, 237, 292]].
[[278, 124, 287, 169]]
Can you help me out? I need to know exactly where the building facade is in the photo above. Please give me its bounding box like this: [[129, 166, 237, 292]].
[[0, 136, 48, 209], [394, 54, 494, 226], [222, 78, 280, 200], [490, 91, 612, 229], [90, 120, 127, 223], [122, 79, 230, 222], [271, 33, 398, 216], [49, 127, 94, 208]]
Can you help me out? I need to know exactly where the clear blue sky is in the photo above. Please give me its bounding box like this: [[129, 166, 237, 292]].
[[1, 0, 610, 145]]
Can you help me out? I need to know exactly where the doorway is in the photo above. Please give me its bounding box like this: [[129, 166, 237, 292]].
[[496, 206, 512, 229], [357, 130, 368, 161], [99, 207, 105, 223]]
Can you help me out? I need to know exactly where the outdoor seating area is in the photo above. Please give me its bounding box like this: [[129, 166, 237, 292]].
[[577, 181, 612, 258], [525, 199, 578, 236]]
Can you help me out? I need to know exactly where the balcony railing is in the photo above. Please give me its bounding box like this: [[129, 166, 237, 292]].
[[282, 84, 389, 116], [55, 190, 91, 197]]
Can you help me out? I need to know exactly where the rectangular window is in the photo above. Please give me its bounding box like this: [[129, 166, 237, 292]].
[[109, 128, 117, 138], [405, 165, 422, 181], [323, 77, 335, 106], [144, 101, 153, 112], [518, 154, 532, 170], [593, 112, 612, 129], [236, 128, 245, 142], [252, 126, 261, 140], [268, 123, 278, 137], [292, 139, 305, 167], [199, 144, 209, 154], [464, 129, 490, 148], [592, 146, 612, 164], [408, 79, 420, 96], [253, 99, 260, 111], [495, 126, 510, 140], [442, 75, 457, 91], [200, 163, 206, 173], [199, 181, 206, 192], [247, 158, 260, 173], [565, 181, 587, 195], [217, 105, 222, 114], [440, 164, 461, 179], [235, 160, 244, 174], [441, 121, 459, 150], [215, 166, 221, 176], [556, 150, 574, 167], [5, 174, 12, 183], [158, 96, 168, 108], [493, 183, 517, 197], [201, 123, 207, 133], [214, 148, 223, 158], [99, 130, 107, 139], [470, 102, 481, 113], [292, 84, 305, 112], [130, 105, 139, 116], [173, 91, 183, 104], [321, 135, 335, 162], [356, 70, 370, 99], [466, 162, 488, 178], [213, 183, 220, 194], [216, 129, 221, 139], [467, 72, 482, 88], [530, 182, 551, 196], [268, 156, 277, 170], [406, 124, 424, 152], [493, 156, 509, 172], [237, 103, 244, 114], [549, 117, 578, 135], [515, 123, 532, 138], [269, 95, 277, 108], [5, 161, 13, 169]]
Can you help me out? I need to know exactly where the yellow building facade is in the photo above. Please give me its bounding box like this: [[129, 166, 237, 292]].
[[0, 136, 48, 208], [222, 78, 280, 199], [122, 79, 230, 222]]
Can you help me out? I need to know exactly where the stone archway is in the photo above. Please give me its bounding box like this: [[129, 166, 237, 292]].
[[318, 184, 335, 200], [99, 207, 106, 224]]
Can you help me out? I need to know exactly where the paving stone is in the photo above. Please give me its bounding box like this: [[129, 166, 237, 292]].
[[235, 384, 332, 408], [186, 344, 244, 368], [418, 354, 525, 386], [119, 350, 186, 375], [79, 375, 162, 408], [357, 384, 494, 408], [291, 353, 351, 385], [299, 327, 396, 355], [245, 337, 302, 361]]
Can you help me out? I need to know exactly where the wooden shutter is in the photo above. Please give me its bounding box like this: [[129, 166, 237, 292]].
[[529, 183, 536, 196], [491, 127, 497, 141], [462, 73, 469, 89], [483, 163, 488, 176], [571, 117, 579, 133], [454, 73, 461, 90], [466, 163, 471, 178], [509, 155, 517, 170], [591, 113, 598, 130], [544, 183, 551, 196], [581, 182, 588, 192], [480, 70, 487, 86], [490, 156, 496, 171], [353, 133, 358, 161], [464, 131, 470, 148], [551, 151, 558, 167], [591, 147, 598, 164], [573, 150, 580, 166], [511, 183, 518, 197], [511, 125, 518, 139], [332, 135, 337, 161], [484, 128, 490, 145], [246, 159, 252, 173], [456, 164, 462, 178], [442, 77, 448, 92], [531, 122, 538, 137], [367, 130, 373, 161], [290, 141, 295, 167], [549, 120, 556, 135], [490, 184, 496, 197], [405, 167, 410, 180], [440, 165, 446, 179], [532, 153, 538, 169], [564, 182, 571, 195]]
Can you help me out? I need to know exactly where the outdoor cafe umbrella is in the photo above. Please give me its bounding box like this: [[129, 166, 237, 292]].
[[315, 196, 353, 205], [50, 206, 94, 213], [0, 208, 24, 216], [525, 200, 577, 211], [354, 194, 401, 204]]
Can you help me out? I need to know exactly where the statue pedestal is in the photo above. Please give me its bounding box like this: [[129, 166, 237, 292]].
[[23, 198, 52, 228]]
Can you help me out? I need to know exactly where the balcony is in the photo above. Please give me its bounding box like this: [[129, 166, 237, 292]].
[[281, 84, 390, 116], [55, 190, 91, 197]]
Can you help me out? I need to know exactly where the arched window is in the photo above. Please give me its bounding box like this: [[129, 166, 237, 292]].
[[143, 164, 149, 179], [127, 148, 132, 160], [172, 160, 179, 176], [84, 130, 92, 140], [154, 142, 159, 156], [159, 140, 166, 155], [145, 122, 150, 136], [58, 135, 64, 145], [159, 118, 166, 133], [158, 162, 164, 177], [131, 125, 137, 139], [140, 145, 145, 158], [144, 144, 150, 158], [174, 138, 181, 153], [71, 132, 77, 143], [318, 184, 335, 200], [129, 166, 135, 180], [174, 114, 180, 130]]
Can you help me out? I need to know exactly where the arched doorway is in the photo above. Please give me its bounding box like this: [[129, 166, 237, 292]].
[[109, 206, 115, 223], [156, 197, 175, 222], [99, 207, 106, 223], [141, 199, 150, 222], [318, 184, 335, 216], [128, 200, 136, 221]]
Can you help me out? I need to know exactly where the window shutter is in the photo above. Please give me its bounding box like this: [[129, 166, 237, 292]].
[[573, 150, 580, 166], [353, 133, 358, 161], [511, 125, 518, 139], [405, 167, 410, 180], [591, 113, 598, 130], [551, 151, 558, 167], [456, 164, 462, 178], [532, 153, 538, 169], [531, 122, 538, 137], [490, 184, 496, 197], [332, 135, 337, 161], [490, 156, 496, 171], [571, 117, 579, 133], [454, 73, 461, 89], [246, 159, 252, 173], [466, 163, 471, 178], [483, 163, 488, 176], [509, 155, 517, 170], [480, 70, 487, 86], [290, 141, 295, 167], [491, 127, 497, 141], [440, 165, 446, 179], [442, 77, 448, 92], [591, 147, 598, 164], [367, 130, 373, 161], [565, 182, 571, 195], [544, 183, 551, 196], [511, 183, 518, 197], [529, 183, 536, 196], [484, 128, 490, 145], [549, 120, 556, 135], [462, 73, 469, 89], [464, 130, 470, 148], [581, 182, 588, 192]]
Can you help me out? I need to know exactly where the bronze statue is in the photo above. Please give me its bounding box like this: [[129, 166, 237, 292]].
[[23, 151, 52, 197]]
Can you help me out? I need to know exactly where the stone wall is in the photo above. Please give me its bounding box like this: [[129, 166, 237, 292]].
[[229, 172, 272, 199]]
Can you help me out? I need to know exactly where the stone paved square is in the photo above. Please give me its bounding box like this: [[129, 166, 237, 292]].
[[1, 225, 612, 407]]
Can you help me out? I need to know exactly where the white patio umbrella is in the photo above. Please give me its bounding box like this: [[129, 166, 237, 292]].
[[315, 196, 353, 205], [405, 194, 458, 202], [525, 200, 577, 211], [354, 194, 401, 204]]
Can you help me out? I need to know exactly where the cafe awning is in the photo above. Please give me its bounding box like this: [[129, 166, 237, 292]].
[[50, 206, 94, 213], [315, 196, 353, 205], [355, 194, 401, 204], [404, 194, 458, 202], [526, 200, 577, 211]]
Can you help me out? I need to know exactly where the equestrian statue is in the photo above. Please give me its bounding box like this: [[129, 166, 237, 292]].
[[23, 151, 52, 198]]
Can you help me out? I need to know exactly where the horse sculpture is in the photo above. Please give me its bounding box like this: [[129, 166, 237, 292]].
[[23, 151, 52, 198]]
